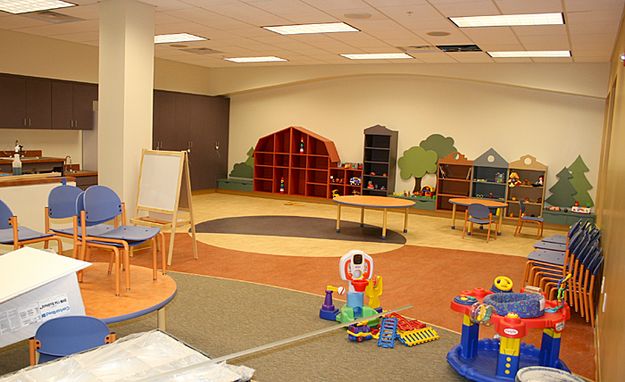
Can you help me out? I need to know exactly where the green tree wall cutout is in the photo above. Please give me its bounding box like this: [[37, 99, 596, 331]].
[[229, 147, 254, 178], [398, 146, 438, 192], [398, 134, 457, 193], [546, 167, 576, 207], [419, 134, 457, 159], [568, 155, 594, 207]]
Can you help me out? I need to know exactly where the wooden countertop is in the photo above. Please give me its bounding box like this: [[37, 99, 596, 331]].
[[0, 173, 74, 187], [66, 170, 98, 177], [0, 156, 65, 164]]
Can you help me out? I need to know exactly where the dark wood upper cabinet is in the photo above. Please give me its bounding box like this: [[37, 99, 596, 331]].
[[51, 81, 74, 130], [25, 77, 52, 129], [0, 74, 28, 128], [51, 80, 97, 130], [72, 82, 97, 130]]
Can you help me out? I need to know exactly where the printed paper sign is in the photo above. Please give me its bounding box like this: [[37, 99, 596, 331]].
[[19, 304, 41, 327], [0, 309, 21, 334], [38, 294, 71, 321]]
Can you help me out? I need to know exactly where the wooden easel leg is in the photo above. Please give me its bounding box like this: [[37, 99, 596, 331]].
[[151, 237, 157, 280], [190, 219, 198, 260], [166, 226, 176, 267], [159, 232, 167, 274]]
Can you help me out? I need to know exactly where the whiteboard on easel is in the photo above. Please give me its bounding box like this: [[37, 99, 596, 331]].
[[137, 150, 185, 213]]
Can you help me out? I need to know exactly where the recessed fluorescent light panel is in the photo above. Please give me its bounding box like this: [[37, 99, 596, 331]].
[[0, 0, 75, 14], [154, 33, 206, 44], [341, 53, 413, 60], [450, 13, 564, 28], [488, 50, 571, 58], [225, 56, 287, 63], [263, 22, 359, 35]]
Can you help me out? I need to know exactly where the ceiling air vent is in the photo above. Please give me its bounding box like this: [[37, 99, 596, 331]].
[[23, 10, 83, 24], [398, 45, 438, 54], [180, 47, 223, 55], [436, 44, 482, 52]]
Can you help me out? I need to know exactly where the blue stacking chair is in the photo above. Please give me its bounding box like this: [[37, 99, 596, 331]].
[[462, 204, 495, 242], [46, 184, 120, 291], [580, 251, 604, 327], [514, 199, 544, 238], [78, 186, 165, 294], [28, 316, 115, 365], [0, 199, 62, 252]]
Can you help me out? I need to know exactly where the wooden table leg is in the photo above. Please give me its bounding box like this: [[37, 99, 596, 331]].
[[382, 209, 388, 239], [403, 208, 409, 233], [336, 205, 341, 233], [451, 203, 457, 229], [497, 208, 504, 235], [360, 207, 365, 227], [157, 307, 166, 331]]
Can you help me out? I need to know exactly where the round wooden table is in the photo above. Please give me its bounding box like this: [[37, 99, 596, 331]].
[[333, 195, 416, 239], [449, 197, 508, 235]]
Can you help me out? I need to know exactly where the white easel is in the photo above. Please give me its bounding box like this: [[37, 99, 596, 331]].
[[131, 149, 198, 266]]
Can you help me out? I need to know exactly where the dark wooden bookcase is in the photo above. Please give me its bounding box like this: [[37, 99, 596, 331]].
[[253, 126, 341, 198], [436, 152, 473, 211], [362, 125, 398, 196]]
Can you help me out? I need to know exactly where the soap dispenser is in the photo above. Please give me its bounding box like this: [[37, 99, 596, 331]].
[[12, 153, 22, 175]]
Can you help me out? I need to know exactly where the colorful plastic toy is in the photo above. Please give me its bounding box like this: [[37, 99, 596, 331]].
[[398, 327, 439, 346], [349, 177, 361, 186], [491, 276, 513, 293], [279, 177, 285, 192], [299, 138, 305, 153], [447, 287, 570, 381], [377, 317, 398, 349], [335, 251, 380, 325], [364, 275, 383, 309]]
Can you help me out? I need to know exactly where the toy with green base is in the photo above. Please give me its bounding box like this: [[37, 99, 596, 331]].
[[506, 155, 547, 220]]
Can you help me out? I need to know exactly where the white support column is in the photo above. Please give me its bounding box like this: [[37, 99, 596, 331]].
[[98, 0, 154, 216]]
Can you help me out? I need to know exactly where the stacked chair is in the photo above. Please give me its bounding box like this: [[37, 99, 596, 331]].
[[45, 184, 166, 296], [523, 219, 603, 326]]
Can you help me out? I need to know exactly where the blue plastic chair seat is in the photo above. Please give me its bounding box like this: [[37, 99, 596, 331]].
[[52, 224, 116, 238], [0, 227, 52, 244], [522, 216, 544, 222], [533, 241, 566, 252], [468, 217, 491, 225], [527, 249, 565, 265], [87, 238, 149, 248], [94, 226, 160, 242]]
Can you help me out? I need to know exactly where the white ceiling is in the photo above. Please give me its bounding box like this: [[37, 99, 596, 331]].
[[0, 0, 623, 67]]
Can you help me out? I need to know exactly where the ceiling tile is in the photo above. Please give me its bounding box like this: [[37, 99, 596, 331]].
[[462, 27, 519, 44], [446, 51, 493, 62], [565, 0, 624, 12], [517, 34, 569, 50], [494, 0, 562, 13], [428, 0, 499, 17]]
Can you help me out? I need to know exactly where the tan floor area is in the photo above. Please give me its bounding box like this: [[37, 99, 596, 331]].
[[189, 192, 565, 257]]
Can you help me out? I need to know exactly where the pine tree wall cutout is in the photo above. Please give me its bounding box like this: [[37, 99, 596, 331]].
[[229, 147, 254, 178], [546, 167, 576, 207], [568, 155, 594, 207]]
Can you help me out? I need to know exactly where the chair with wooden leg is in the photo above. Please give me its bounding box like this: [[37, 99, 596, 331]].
[[0, 199, 63, 252], [462, 204, 495, 242], [28, 316, 115, 365], [515, 199, 544, 238], [79, 186, 165, 294]]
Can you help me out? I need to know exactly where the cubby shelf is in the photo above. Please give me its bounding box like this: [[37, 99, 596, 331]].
[[471, 148, 509, 210], [329, 166, 363, 197], [362, 125, 398, 196], [506, 155, 548, 219], [253, 126, 343, 199], [436, 152, 473, 212]]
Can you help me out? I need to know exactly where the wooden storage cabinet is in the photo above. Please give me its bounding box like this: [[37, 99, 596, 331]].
[[362, 125, 398, 196], [436, 152, 473, 211], [472, 148, 508, 202], [253, 126, 341, 199], [51, 80, 97, 130], [152, 90, 230, 191], [506, 155, 547, 219]]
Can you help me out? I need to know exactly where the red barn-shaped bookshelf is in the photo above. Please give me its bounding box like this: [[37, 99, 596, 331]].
[[253, 126, 346, 198]]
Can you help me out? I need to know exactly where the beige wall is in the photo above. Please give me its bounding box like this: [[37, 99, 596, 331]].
[[597, 9, 625, 381], [210, 62, 608, 98], [229, 74, 605, 199], [0, 129, 81, 160]]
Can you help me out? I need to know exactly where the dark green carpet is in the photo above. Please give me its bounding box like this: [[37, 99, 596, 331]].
[[194, 216, 407, 244], [0, 272, 462, 381]]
